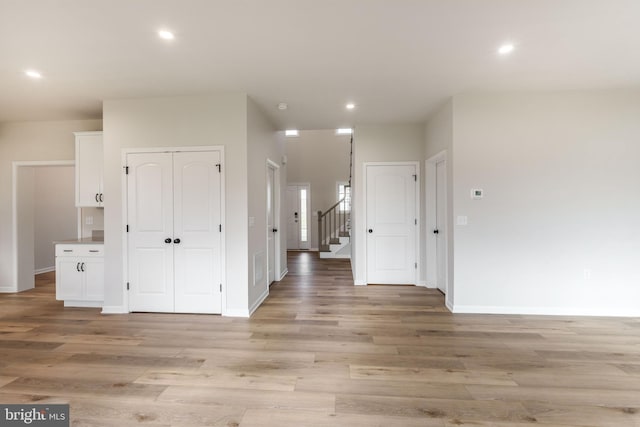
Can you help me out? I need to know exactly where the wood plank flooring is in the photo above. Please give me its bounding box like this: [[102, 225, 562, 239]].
[[1, 251, 639, 426]]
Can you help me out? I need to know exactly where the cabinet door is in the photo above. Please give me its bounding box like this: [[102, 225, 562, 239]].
[[76, 133, 103, 207], [56, 258, 83, 300], [83, 258, 104, 301]]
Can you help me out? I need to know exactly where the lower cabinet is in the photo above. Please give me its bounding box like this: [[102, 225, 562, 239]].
[[55, 244, 104, 307]]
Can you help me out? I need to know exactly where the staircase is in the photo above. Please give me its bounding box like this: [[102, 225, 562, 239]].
[[318, 198, 350, 259], [318, 134, 352, 259]]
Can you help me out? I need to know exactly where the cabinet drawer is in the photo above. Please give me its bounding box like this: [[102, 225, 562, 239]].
[[56, 244, 104, 257]]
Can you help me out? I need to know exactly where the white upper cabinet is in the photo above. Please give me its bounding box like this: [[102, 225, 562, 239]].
[[75, 131, 104, 207]]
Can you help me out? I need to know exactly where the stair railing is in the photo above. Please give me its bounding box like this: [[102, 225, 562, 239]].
[[318, 197, 350, 251]]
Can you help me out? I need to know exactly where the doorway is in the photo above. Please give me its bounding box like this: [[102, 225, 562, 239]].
[[426, 151, 449, 306], [9, 161, 77, 293], [266, 160, 281, 284], [286, 184, 310, 250], [364, 162, 419, 285]]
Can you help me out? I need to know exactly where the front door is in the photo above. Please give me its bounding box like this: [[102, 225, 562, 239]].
[[286, 184, 310, 250], [366, 164, 417, 284]]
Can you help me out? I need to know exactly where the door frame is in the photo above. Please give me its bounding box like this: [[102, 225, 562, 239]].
[[8, 160, 77, 293], [363, 161, 420, 286], [121, 146, 226, 314], [266, 159, 281, 284], [425, 151, 450, 309]]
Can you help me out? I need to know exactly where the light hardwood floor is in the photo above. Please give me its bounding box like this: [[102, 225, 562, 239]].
[[1, 252, 639, 426]]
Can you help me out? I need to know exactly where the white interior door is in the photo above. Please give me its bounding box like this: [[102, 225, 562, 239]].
[[173, 151, 222, 314], [435, 160, 447, 294], [366, 164, 417, 284], [127, 153, 174, 312], [267, 166, 276, 284]]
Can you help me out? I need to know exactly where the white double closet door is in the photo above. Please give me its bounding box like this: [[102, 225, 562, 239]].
[[127, 151, 222, 314]]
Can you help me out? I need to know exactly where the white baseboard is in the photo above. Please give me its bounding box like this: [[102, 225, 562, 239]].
[[249, 288, 270, 316], [34, 266, 55, 275], [224, 308, 250, 318], [64, 300, 102, 308], [278, 268, 288, 281], [0, 285, 16, 293], [417, 280, 427, 287], [101, 305, 128, 314], [452, 304, 640, 317], [445, 298, 454, 312], [354, 280, 367, 286]]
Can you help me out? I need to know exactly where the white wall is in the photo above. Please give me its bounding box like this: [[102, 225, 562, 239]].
[[352, 124, 424, 286], [451, 91, 640, 316], [34, 166, 77, 272], [247, 97, 286, 314], [0, 119, 102, 293], [102, 94, 250, 315], [424, 99, 454, 306], [285, 130, 351, 249]]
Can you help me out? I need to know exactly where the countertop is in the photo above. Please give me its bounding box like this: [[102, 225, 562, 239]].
[[54, 237, 104, 245]]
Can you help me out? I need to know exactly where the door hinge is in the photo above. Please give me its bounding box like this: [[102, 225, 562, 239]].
[[219, 284, 222, 292], [126, 282, 130, 290], [219, 224, 222, 232], [413, 174, 417, 181], [415, 262, 417, 269], [126, 224, 129, 232], [216, 163, 221, 173], [125, 166, 129, 175], [415, 218, 417, 225]]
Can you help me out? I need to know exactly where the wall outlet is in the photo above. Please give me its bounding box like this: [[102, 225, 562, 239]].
[[583, 269, 591, 280], [85, 216, 93, 225], [456, 215, 468, 226]]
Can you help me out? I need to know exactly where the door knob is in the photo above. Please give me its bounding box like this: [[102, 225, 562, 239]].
[[164, 238, 172, 243], [433, 229, 439, 234], [368, 229, 373, 233], [173, 238, 181, 244], [273, 228, 278, 233]]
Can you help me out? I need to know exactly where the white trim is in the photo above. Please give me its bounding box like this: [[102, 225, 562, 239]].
[[453, 305, 640, 318], [0, 286, 16, 293], [362, 161, 420, 286], [121, 146, 226, 315], [354, 279, 367, 286], [12, 160, 76, 293], [417, 280, 428, 287], [266, 159, 281, 288], [101, 305, 129, 314], [224, 308, 251, 318], [249, 287, 269, 316], [425, 151, 449, 299], [278, 268, 288, 281], [64, 300, 102, 308], [445, 298, 454, 312], [34, 266, 55, 275]]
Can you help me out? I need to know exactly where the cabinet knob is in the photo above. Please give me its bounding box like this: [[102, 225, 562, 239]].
[[173, 238, 181, 244], [99, 193, 103, 203], [95, 193, 99, 203], [164, 238, 172, 244], [76, 262, 81, 272]]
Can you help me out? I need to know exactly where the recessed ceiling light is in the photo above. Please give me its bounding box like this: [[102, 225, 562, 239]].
[[25, 70, 42, 79], [336, 128, 353, 135], [497, 43, 515, 55], [278, 103, 288, 110], [285, 129, 299, 137], [346, 103, 356, 110], [158, 30, 175, 40]]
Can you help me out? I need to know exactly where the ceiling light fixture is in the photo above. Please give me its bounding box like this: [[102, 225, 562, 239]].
[[497, 43, 515, 55], [346, 103, 356, 110], [336, 128, 353, 135], [25, 70, 42, 79], [285, 129, 299, 137], [278, 103, 288, 110], [158, 30, 175, 40]]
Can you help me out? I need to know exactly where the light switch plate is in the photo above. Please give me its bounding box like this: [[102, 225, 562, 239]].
[[457, 215, 468, 226]]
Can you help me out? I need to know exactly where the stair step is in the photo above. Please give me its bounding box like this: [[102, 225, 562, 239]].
[[339, 231, 350, 237], [319, 245, 331, 252], [329, 238, 340, 244]]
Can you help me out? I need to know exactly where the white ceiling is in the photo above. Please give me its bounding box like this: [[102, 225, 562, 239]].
[[2, 0, 640, 129]]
